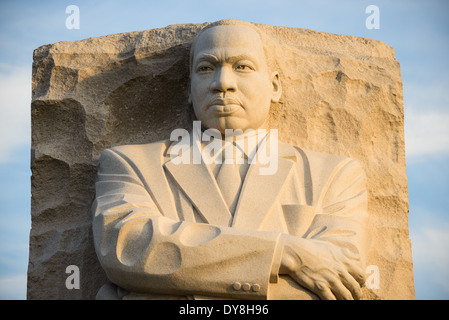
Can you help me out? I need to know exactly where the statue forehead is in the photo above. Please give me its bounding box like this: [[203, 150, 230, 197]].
[[193, 25, 265, 54]]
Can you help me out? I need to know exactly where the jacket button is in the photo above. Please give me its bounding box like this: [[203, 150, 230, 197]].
[[252, 284, 261, 292], [232, 282, 242, 290], [242, 282, 251, 291]]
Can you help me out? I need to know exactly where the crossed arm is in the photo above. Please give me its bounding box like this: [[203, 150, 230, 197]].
[[92, 148, 368, 299]]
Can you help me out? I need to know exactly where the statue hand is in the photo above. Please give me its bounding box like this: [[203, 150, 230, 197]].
[[278, 234, 365, 300]]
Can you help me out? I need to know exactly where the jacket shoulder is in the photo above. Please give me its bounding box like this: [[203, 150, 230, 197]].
[[110, 139, 170, 154], [289, 145, 365, 202], [297, 146, 365, 179], [293, 147, 353, 170], [100, 139, 171, 163]]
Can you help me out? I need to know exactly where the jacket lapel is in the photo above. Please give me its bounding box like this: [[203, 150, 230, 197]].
[[164, 139, 232, 227], [162, 131, 298, 230], [232, 141, 297, 231], [117, 141, 179, 221]]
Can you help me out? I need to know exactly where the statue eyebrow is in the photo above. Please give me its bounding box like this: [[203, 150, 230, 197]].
[[195, 53, 258, 67], [194, 54, 218, 65]]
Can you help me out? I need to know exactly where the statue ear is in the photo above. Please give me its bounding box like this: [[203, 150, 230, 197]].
[[270, 71, 282, 103]]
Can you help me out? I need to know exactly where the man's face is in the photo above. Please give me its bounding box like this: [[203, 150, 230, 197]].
[[190, 25, 281, 134]]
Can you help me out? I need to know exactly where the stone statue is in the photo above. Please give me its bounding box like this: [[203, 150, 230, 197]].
[[92, 19, 369, 300]]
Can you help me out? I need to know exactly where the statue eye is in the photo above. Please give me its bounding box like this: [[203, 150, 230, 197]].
[[197, 65, 213, 72], [235, 63, 255, 72]]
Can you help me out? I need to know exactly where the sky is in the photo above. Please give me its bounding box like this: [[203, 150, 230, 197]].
[[0, 0, 448, 300]]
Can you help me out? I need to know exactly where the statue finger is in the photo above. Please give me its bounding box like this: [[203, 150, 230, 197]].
[[340, 270, 363, 300], [329, 278, 354, 300]]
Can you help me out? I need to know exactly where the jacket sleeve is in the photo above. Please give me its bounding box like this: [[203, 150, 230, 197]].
[[304, 158, 369, 273], [92, 147, 282, 299]]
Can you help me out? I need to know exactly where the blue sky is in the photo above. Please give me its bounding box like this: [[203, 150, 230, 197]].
[[0, 0, 448, 299]]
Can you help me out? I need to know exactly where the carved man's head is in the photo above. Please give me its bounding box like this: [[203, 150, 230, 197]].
[[189, 20, 282, 134]]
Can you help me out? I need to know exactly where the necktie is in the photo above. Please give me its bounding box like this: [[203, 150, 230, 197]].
[[216, 143, 244, 214]]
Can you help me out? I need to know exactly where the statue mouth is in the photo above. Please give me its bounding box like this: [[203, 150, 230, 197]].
[[207, 98, 242, 115], [209, 104, 241, 115]]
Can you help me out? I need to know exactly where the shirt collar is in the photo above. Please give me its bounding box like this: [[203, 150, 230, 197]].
[[201, 128, 268, 164]]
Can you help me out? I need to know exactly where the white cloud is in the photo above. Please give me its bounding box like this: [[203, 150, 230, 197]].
[[0, 64, 31, 164], [410, 214, 449, 298], [0, 274, 27, 300], [412, 227, 449, 284], [404, 109, 449, 158], [403, 78, 449, 159]]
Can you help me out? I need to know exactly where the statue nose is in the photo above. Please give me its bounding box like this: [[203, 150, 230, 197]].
[[210, 66, 237, 93]]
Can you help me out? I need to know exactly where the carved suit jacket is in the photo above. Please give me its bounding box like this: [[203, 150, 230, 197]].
[[92, 135, 368, 300]]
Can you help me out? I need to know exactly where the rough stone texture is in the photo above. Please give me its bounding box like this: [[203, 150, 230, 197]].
[[28, 22, 414, 299]]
